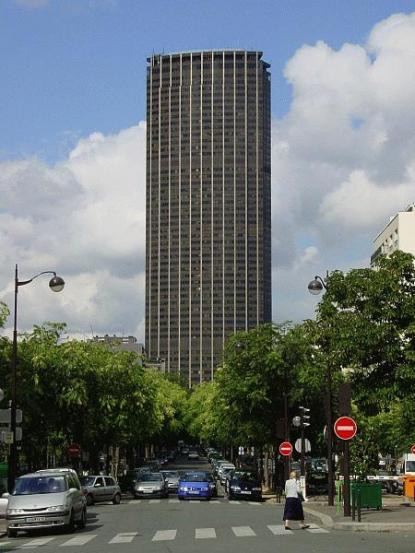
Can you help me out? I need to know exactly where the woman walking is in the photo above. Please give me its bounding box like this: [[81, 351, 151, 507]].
[[283, 471, 309, 530]]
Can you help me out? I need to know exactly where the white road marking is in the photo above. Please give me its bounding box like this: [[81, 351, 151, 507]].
[[60, 535, 97, 546], [267, 524, 293, 535], [195, 527, 216, 539], [149, 499, 160, 504], [152, 530, 177, 541], [307, 525, 330, 533], [248, 501, 261, 505], [232, 526, 256, 537], [168, 498, 180, 503], [20, 537, 55, 548], [109, 532, 138, 544], [128, 499, 140, 504], [228, 500, 240, 505]]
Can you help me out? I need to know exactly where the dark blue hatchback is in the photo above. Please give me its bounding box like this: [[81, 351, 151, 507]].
[[177, 472, 213, 500]]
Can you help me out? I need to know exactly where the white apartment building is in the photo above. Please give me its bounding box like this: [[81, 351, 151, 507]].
[[371, 203, 415, 266]]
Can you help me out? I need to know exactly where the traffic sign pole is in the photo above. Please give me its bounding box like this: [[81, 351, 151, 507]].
[[334, 416, 357, 518]]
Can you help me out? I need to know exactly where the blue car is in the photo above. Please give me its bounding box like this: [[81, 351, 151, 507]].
[[177, 472, 213, 500]]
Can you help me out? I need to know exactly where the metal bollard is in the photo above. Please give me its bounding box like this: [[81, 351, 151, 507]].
[[357, 488, 361, 523]]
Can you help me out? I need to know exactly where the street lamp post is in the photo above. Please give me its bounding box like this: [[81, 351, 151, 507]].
[[307, 274, 335, 506], [8, 264, 65, 492]]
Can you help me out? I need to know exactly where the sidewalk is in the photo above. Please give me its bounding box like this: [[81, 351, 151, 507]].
[[303, 495, 415, 532]]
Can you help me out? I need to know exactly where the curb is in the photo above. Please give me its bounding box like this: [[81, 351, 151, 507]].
[[303, 507, 415, 533]]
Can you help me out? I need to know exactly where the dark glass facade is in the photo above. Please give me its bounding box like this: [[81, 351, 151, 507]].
[[145, 50, 271, 387]]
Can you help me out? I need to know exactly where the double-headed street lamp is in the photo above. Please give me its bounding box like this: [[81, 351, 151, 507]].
[[8, 264, 65, 492], [307, 273, 335, 506]]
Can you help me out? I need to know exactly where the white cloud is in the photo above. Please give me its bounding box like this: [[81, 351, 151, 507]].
[[0, 123, 146, 340], [273, 11, 415, 322], [2, 11, 415, 335]]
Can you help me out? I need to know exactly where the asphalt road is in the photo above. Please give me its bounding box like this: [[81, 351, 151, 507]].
[[1, 457, 415, 552]]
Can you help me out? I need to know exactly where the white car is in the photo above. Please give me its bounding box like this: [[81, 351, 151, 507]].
[[188, 451, 199, 460]]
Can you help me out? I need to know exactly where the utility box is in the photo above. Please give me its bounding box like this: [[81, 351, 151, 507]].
[[403, 476, 415, 500], [351, 482, 382, 509]]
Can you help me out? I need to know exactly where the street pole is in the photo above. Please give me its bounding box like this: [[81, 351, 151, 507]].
[[8, 265, 18, 493], [343, 440, 351, 516], [326, 364, 335, 506], [300, 422, 305, 476], [7, 265, 65, 492]]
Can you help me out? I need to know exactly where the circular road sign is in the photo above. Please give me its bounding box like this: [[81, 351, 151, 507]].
[[279, 441, 293, 456], [411, 444, 415, 454], [67, 443, 81, 458], [334, 416, 357, 440]]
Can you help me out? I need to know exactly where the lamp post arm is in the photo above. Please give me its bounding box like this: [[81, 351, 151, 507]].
[[17, 270, 58, 288], [314, 275, 328, 290]]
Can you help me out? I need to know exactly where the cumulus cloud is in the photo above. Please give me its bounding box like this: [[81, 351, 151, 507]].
[[273, 11, 415, 321], [2, 11, 415, 334], [0, 123, 146, 339]]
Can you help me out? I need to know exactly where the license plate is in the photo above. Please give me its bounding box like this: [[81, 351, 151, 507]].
[[26, 516, 46, 523], [143, 490, 153, 494], [241, 491, 251, 494], [189, 490, 199, 494]]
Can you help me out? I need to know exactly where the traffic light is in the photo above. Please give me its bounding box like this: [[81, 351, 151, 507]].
[[299, 406, 310, 427]]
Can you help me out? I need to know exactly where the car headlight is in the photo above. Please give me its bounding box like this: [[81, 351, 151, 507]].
[[7, 508, 25, 515], [209, 483, 215, 488], [46, 505, 66, 512], [230, 485, 241, 491], [136, 485, 143, 491], [179, 486, 188, 491]]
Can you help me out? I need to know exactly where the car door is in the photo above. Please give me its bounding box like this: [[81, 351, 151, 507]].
[[93, 477, 106, 502], [104, 477, 116, 501], [67, 474, 83, 519]]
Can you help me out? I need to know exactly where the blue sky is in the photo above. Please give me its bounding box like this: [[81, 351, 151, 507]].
[[2, 0, 414, 162], [1, 0, 415, 339]]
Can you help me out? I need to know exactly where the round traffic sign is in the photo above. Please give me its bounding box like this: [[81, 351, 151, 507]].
[[334, 416, 357, 440], [279, 441, 293, 456], [411, 444, 415, 455], [67, 443, 81, 458]]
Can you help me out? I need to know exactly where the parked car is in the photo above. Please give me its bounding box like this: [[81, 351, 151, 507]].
[[217, 463, 235, 480], [79, 475, 121, 506], [219, 466, 235, 486], [178, 472, 214, 501], [0, 494, 8, 534], [228, 470, 262, 501], [133, 472, 168, 498], [160, 471, 180, 493], [118, 469, 146, 493], [5, 469, 87, 537], [188, 451, 199, 460]]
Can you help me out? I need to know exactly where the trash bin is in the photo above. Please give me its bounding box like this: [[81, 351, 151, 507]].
[[403, 476, 415, 500], [351, 482, 382, 509]]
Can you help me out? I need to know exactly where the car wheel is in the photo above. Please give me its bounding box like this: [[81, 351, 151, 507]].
[[7, 528, 17, 538], [112, 493, 121, 505], [86, 494, 94, 506], [65, 510, 76, 533], [77, 507, 87, 529]]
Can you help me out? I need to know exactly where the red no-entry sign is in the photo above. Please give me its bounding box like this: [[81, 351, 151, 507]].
[[279, 441, 293, 456], [67, 443, 81, 458], [334, 416, 357, 440]]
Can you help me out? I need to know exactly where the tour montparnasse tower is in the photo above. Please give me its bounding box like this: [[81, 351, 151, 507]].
[[145, 50, 271, 387]]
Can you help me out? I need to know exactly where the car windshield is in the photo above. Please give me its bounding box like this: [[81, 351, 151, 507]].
[[162, 472, 179, 478], [80, 476, 96, 486], [181, 473, 208, 482], [233, 472, 258, 482], [14, 476, 67, 495], [138, 473, 162, 482]]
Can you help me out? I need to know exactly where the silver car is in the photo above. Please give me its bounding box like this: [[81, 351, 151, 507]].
[[5, 469, 86, 537], [79, 475, 121, 506], [160, 470, 180, 493], [133, 472, 168, 498]]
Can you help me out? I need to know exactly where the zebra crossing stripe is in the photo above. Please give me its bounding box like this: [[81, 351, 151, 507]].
[[195, 528, 216, 539], [20, 537, 56, 547], [232, 526, 256, 537], [128, 499, 140, 504], [60, 535, 97, 546], [248, 501, 261, 506], [149, 499, 160, 504], [109, 532, 138, 544], [168, 498, 180, 503], [152, 530, 177, 541], [228, 500, 240, 505], [267, 524, 292, 535]]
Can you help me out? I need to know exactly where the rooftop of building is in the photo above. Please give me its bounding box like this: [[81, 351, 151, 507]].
[[373, 202, 415, 242], [147, 49, 270, 67]]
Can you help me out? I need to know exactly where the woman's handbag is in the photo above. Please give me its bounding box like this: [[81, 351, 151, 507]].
[[297, 491, 305, 502]]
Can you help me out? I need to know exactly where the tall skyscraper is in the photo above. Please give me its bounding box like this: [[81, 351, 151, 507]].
[[146, 49, 271, 387]]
